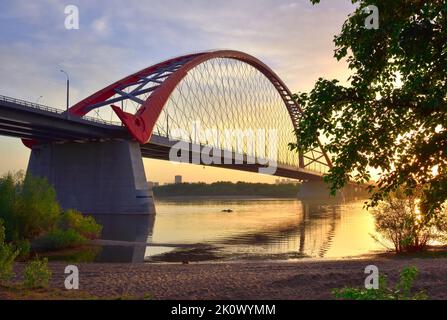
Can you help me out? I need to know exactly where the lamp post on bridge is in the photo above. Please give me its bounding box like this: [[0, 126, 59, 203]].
[[60, 69, 70, 119], [35, 95, 43, 104]]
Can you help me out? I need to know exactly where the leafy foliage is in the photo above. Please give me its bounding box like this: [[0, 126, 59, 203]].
[[59, 209, 102, 240], [0, 219, 20, 284], [0, 172, 102, 251], [23, 257, 52, 289], [0, 172, 20, 241], [333, 266, 427, 300], [35, 229, 87, 250], [0, 172, 60, 241], [15, 239, 31, 259], [15, 175, 60, 240], [0, 219, 4, 245], [291, 1, 447, 213], [371, 187, 447, 253]]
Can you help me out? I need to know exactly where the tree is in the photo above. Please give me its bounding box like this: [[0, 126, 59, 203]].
[[0, 172, 60, 241], [371, 187, 447, 253], [14, 174, 60, 239], [291, 1, 447, 214], [0, 172, 22, 241]]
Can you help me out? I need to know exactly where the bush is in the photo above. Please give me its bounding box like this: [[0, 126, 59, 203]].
[[0, 244, 19, 284], [0, 172, 60, 241], [0, 219, 20, 284], [0, 172, 20, 241], [34, 210, 102, 250], [15, 175, 60, 240], [23, 257, 52, 289], [15, 239, 30, 259], [0, 172, 102, 251], [59, 210, 102, 240], [0, 219, 5, 244], [371, 188, 447, 253], [36, 229, 87, 250], [333, 266, 427, 300]]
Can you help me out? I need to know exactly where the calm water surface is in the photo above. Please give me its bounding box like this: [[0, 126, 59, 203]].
[[145, 198, 384, 262]]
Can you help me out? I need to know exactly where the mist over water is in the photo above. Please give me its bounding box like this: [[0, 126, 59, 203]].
[[146, 197, 383, 262]]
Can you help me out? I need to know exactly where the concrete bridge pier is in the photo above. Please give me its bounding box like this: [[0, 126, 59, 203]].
[[27, 140, 155, 262]]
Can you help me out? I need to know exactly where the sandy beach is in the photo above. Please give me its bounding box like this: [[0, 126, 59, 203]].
[[7, 257, 447, 300]]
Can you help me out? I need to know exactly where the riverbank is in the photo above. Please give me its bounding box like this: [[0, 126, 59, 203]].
[[152, 182, 301, 198], [5, 257, 447, 299], [154, 195, 298, 201]]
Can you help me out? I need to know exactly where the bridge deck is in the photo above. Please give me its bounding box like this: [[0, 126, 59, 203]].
[[0, 95, 323, 181]]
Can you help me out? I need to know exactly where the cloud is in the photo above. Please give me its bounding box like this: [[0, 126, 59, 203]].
[[0, 0, 356, 124], [279, 2, 299, 11], [91, 16, 109, 36], [1, 0, 355, 98], [0, 0, 356, 175]]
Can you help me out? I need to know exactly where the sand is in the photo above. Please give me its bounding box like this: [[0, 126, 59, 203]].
[[10, 257, 447, 299]]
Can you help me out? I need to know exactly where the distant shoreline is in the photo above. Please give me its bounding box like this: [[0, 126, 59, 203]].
[[153, 195, 298, 201], [152, 181, 301, 198]]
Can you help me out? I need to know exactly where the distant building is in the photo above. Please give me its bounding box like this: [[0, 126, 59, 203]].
[[276, 178, 299, 185], [175, 175, 182, 184]]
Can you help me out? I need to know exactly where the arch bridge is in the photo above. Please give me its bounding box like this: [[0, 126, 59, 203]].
[[0, 50, 332, 243], [67, 50, 331, 177]]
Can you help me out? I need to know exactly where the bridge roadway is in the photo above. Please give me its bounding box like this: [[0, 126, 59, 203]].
[[0, 95, 323, 181]]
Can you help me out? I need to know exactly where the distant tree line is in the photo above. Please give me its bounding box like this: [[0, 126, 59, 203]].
[[153, 181, 300, 198]]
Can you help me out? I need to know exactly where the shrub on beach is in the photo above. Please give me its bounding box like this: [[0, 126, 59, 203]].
[[59, 209, 102, 240], [35, 229, 87, 250], [0, 172, 60, 242], [36, 210, 102, 249], [15, 239, 31, 259], [0, 172, 102, 251], [333, 266, 427, 300], [23, 257, 52, 289], [371, 188, 447, 253], [0, 219, 20, 284], [2, 218, 53, 289], [0, 243, 19, 284]]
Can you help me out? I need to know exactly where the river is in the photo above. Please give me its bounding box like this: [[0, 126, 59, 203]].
[[145, 197, 384, 262]]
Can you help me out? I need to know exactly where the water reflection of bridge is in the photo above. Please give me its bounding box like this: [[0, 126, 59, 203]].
[[214, 199, 341, 259], [94, 197, 361, 263]]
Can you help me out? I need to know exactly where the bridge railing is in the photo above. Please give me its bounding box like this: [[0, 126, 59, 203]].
[[0, 94, 122, 127], [0, 94, 64, 114]]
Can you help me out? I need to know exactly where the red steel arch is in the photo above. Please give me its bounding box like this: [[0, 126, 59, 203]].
[[69, 50, 331, 167]]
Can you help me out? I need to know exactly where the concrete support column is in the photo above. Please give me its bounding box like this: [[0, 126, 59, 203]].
[[27, 140, 155, 261]]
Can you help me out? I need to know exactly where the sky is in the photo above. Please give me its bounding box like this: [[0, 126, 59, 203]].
[[0, 0, 355, 184]]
